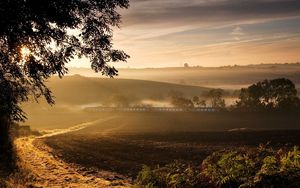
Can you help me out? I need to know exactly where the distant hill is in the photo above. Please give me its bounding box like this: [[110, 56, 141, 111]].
[[22, 76, 210, 129], [22, 64, 300, 130], [69, 63, 300, 89], [45, 75, 209, 105]]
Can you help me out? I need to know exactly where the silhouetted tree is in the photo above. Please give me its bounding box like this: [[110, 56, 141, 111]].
[[173, 97, 194, 108], [236, 78, 300, 112], [171, 95, 194, 108], [0, 0, 129, 170], [204, 89, 226, 108], [192, 96, 206, 107]]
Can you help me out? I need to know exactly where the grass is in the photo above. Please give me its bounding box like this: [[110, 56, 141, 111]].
[[0, 159, 37, 188]]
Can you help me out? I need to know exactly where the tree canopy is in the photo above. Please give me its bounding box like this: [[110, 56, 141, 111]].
[[236, 78, 300, 112], [0, 0, 130, 121], [204, 89, 226, 108]]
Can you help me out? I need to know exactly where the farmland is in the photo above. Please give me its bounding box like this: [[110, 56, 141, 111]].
[[42, 112, 300, 180]]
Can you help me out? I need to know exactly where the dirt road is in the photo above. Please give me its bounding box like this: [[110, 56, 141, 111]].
[[15, 118, 131, 188]]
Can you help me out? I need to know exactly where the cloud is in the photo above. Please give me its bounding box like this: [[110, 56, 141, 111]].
[[231, 26, 245, 36], [231, 26, 245, 40], [109, 0, 300, 68], [122, 0, 300, 28]]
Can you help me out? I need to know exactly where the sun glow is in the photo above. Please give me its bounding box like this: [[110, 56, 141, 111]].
[[21, 46, 31, 59]]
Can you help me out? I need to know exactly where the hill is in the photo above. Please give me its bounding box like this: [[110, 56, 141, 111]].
[[45, 75, 209, 105], [69, 63, 300, 89], [21, 76, 209, 130]]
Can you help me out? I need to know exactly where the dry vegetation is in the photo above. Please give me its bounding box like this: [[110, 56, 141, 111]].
[[1, 121, 131, 188]]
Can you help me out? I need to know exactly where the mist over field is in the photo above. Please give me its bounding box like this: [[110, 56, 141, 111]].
[[21, 75, 210, 129], [69, 63, 300, 89], [1, 0, 300, 187], [19, 64, 300, 131]]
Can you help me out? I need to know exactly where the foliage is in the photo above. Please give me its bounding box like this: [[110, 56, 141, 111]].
[[203, 89, 226, 108], [134, 162, 210, 188], [235, 78, 300, 112], [202, 146, 300, 188], [134, 166, 160, 188], [192, 96, 207, 107], [171, 96, 194, 108], [0, 0, 129, 122], [135, 146, 300, 188], [169, 91, 194, 108], [0, 0, 129, 172]]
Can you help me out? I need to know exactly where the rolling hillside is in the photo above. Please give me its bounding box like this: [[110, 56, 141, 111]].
[[22, 76, 210, 130], [45, 75, 209, 105], [70, 63, 300, 89]]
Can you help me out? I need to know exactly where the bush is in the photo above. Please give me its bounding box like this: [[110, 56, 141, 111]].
[[134, 166, 159, 188], [134, 146, 300, 188], [134, 162, 211, 188], [202, 146, 300, 188]]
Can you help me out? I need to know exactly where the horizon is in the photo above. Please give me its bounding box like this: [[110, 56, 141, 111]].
[[68, 62, 300, 70]]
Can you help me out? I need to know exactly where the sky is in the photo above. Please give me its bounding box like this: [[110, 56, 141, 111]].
[[71, 0, 300, 68]]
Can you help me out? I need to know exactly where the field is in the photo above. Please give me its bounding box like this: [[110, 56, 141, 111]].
[[42, 112, 300, 180], [12, 64, 300, 186]]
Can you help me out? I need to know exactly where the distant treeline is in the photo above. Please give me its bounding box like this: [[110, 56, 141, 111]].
[[169, 78, 300, 112], [95, 78, 300, 113], [181, 62, 300, 69]]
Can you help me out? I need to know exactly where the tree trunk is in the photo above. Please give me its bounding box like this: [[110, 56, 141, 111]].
[[0, 116, 15, 172]]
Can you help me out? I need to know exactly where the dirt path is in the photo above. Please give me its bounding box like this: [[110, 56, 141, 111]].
[[15, 118, 131, 188]]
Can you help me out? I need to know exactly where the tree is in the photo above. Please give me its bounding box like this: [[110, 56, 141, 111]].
[[192, 96, 206, 107], [204, 89, 226, 108], [170, 94, 194, 108], [171, 97, 194, 108], [0, 0, 129, 169], [236, 78, 300, 112]]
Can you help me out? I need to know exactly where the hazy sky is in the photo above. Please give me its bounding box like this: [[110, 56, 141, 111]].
[[71, 0, 300, 68]]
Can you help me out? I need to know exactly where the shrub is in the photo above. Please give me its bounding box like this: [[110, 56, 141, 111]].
[[134, 166, 160, 188], [134, 146, 300, 188], [202, 146, 300, 188], [134, 162, 211, 188]]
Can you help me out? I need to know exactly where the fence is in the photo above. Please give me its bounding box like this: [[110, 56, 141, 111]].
[[86, 107, 220, 112]]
